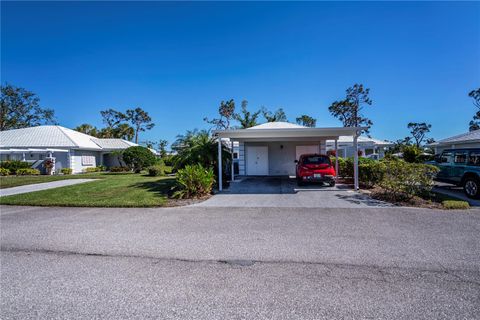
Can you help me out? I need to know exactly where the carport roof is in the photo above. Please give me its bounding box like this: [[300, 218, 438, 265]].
[[214, 122, 366, 140]]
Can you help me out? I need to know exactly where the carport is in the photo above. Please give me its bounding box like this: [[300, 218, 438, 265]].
[[213, 122, 366, 191]]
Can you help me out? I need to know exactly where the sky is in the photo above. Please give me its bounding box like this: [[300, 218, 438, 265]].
[[1, 1, 479, 146]]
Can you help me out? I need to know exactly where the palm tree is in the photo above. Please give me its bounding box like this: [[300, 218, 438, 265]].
[[172, 129, 230, 170], [74, 123, 98, 136], [233, 100, 261, 128]]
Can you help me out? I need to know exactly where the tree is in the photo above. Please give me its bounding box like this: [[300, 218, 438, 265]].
[[296, 115, 316, 127], [468, 88, 480, 131], [0, 84, 56, 131], [158, 139, 168, 158], [125, 107, 155, 143], [171, 129, 230, 170], [74, 123, 98, 136], [204, 99, 235, 130], [261, 107, 287, 122], [122, 146, 156, 173], [233, 100, 261, 128], [328, 84, 373, 135], [407, 122, 432, 147]]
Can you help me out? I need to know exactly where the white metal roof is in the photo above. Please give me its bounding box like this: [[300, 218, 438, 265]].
[[326, 136, 393, 146], [0, 126, 142, 151], [433, 130, 480, 145], [246, 122, 306, 130]]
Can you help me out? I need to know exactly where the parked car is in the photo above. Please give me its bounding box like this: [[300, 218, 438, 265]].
[[295, 154, 336, 187], [430, 148, 480, 199], [366, 153, 380, 160]]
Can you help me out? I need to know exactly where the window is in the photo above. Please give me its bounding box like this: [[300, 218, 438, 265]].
[[468, 151, 480, 166], [302, 156, 331, 165], [454, 151, 467, 164], [233, 152, 238, 159], [81, 155, 95, 166], [440, 151, 453, 163]]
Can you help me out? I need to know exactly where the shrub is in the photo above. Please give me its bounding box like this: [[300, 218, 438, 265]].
[[110, 166, 131, 172], [442, 200, 470, 210], [403, 145, 421, 163], [0, 160, 31, 174], [84, 167, 99, 173], [122, 146, 157, 173], [173, 164, 215, 199], [96, 165, 106, 172], [60, 168, 73, 175], [0, 168, 10, 176], [358, 161, 386, 188], [379, 161, 439, 201], [147, 164, 165, 177], [334, 157, 375, 178], [16, 168, 40, 176]]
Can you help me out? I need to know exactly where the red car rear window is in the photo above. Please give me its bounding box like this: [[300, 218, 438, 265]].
[[302, 156, 330, 165]]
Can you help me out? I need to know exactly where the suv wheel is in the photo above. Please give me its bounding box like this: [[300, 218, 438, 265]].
[[464, 177, 480, 199]]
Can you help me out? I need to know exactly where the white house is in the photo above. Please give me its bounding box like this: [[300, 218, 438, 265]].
[[0, 125, 145, 173], [429, 130, 480, 154], [214, 122, 365, 190], [326, 136, 392, 158]]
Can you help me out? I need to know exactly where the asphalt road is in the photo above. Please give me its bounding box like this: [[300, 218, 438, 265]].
[[1, 205, 479, 319]]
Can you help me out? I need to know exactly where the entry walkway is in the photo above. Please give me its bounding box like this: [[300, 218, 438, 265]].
[[0, 179, 97, 197], [197, 177, 391, 208]]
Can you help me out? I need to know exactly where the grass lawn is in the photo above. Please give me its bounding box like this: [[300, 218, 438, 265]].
[[0, 173, 176, 207], [0, 173, 109, 189]]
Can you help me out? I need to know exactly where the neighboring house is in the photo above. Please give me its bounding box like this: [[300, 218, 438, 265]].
[[429, 130, 480, 154], [214, 122, 366, 190], [326, 136, 392, 158], [0, 125, 148, 173]]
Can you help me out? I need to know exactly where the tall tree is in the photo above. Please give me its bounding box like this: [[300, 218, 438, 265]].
[[125, 107, 155, 143], [328, 83, 373, 135], [296, 115, 316, 127], [0, 84, 56, 131], [74, 123, 98, 136], [468, 88, 480, 131], [204, 99, 235, 130], [408, 122, 432, 148], [158, 139, 168, 158], [261, 107, 287, 122], [233, 100, 261, 128]]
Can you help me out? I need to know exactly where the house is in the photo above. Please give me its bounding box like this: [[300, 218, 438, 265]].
[[214, 122, 365, 190], [326, 136, 392, 158], [0, 125, 148, 173], [429, 130, 480, 154]]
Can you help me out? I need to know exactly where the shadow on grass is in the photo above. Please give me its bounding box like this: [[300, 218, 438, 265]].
[[132, 178, 177, 197]]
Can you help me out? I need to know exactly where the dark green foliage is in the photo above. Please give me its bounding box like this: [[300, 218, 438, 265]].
[[0, 84, 56, 131], [122, 146, 157, 173], [125, 107, 155, 143], [261, 107, 288, 122], [407, 122, 432, 147], [147, 164, 165, 177], [468, 88, 480, 131], [204, 99, 236, 130], [173, 164, 215, 199], [0, 168, 10, 176], [233, 100, 261, 128], [0, 160, 31, 175], [296, 115, 316, 127], [402, 145, 421, 163], [109, 166, 131, 172], [358, 161, 386, 188], [60, 168, 72, 175]]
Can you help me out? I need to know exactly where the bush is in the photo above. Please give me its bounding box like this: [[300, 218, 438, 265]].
[[0, 160, 31, 174], [442, 200, 470, 210], [333, 157, 376, 178], [403, 145, 421, 163], [147, 164, 165, 177], [122, 146, 157, 173], [173, 164, 215, 199], [162, 154, 175, 167], [60, 168, 73, 175], [358, 161, 386, 188], [0, 168, 10, 176], [16, 168, 40, 176], [84, 167, 99, 173], [109, 166, 131, 172], [378, 161, 439, 201], [97, 165, 106, 172]]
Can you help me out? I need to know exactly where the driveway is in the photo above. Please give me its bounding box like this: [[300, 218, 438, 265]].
[[198, 176, 390, 208], [433, 182, 480, 206], [1, 205, 479, 319]]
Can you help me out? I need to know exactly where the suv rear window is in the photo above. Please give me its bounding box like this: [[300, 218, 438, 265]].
[[469, 151, 480, 166], [302, 156, 331, 165]]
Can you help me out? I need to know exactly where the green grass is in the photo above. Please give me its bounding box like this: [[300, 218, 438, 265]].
[[0, 173, 108, 189], [0, 173, 176, 207], [442, 200, 470, 210]]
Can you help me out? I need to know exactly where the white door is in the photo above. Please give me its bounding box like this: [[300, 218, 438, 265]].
[[246, 146, 268, 175], [295, 145, 320, 160]]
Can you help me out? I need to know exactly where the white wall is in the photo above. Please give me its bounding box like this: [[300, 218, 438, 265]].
[[241, 141, 325, 176], [71, 150, 101, 173]]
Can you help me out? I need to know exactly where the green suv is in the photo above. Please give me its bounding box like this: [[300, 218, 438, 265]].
[[431, 148, 480, 199]]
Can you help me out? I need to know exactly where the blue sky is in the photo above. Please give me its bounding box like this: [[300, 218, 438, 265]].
[[1, 1, 479, 145]]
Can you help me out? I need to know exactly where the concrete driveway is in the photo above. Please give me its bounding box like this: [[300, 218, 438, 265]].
[[198, 176, 391, 208], [1, 205, 479, 319]]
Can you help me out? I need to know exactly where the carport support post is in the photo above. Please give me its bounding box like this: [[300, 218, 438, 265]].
[[353, 133, 359, 191], [334, 139, 338, 182], [218, 138, 223, 191], [231, 140, 235, 182]]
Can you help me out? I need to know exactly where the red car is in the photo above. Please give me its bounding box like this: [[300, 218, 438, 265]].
[[295, 154, 336, 186]]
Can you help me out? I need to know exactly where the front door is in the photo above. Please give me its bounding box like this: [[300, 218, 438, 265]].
[[246, 146, 268, 175]]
